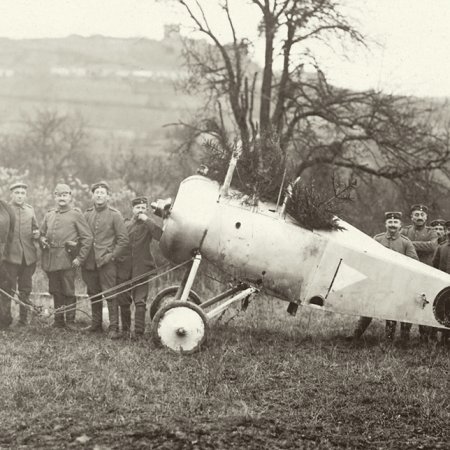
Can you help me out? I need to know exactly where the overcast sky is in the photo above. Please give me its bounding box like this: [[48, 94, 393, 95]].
[[0, 0, 449, 98]]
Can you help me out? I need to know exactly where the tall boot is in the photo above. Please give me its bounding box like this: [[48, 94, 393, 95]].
[[419, 325, 430, 342], [440, 330, 449, 347], [120, 305, 131, 336], [88, 297, 103, 332], [0, 293, 12, 329], [385, 320, 397, 341], [18, 298, 28, 325], [0, 266, 13, 329], [428, 327, 438, 341], [53, 294, 66, 328], [400, 322, 411, 342], [134, 304, 146, 336], [348, 316, 372, 340], [65, 295, 76, 324], [107, 299, 121, 339]]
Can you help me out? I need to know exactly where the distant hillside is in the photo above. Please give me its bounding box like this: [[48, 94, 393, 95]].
[[1, 35, 448, 159], [0, 34, 201, 155], [0, 34, 183, 71]]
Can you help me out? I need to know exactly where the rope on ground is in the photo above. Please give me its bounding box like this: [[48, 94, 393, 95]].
[[0, 259, 192, 322]]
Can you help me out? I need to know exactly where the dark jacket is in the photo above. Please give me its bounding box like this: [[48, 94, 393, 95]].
[[40, 206, 93, 272], [432, 240, 450, 273], [5, 202, 39, 265], [84, 204, 129, 270], [401, 225, 438, 265], [119, 216, 162, 278], [0, 200, 15, 263]]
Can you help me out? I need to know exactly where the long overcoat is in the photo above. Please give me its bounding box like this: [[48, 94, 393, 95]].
[[40, 207, 93, 272], [5, 203, 39, 265]]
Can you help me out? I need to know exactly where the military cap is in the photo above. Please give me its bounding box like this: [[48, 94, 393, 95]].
[[9, 181, 28, 191], [91, 180, 111, 193], [54, 183, 71, 194], [131, 196, 148, 206], [430, 219, 446, 227], [410, 204, 428, 213], [384, 211, 402, 220]]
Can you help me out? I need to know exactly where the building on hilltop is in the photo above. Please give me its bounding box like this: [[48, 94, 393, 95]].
[[164, 24, 181, 41]]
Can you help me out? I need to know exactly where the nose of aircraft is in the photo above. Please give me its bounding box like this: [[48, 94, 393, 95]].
[[154, 175, 221, 263], [151, 198, 172, 218]]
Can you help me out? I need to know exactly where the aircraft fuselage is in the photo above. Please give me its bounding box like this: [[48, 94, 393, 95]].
[[159, 175, 450, 330]]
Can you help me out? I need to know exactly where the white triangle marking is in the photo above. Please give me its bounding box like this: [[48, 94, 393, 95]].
[[332, 262, 367, 292]]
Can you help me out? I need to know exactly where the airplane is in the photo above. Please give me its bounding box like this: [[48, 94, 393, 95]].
[[149, 154, 450, 353]]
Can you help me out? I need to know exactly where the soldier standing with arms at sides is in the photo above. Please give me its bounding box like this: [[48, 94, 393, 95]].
[[349, 212, 419, 342], [4, 182, 40, 326], [0, 198, 15, 330], [82, 181, 129, 339], [117, 197, 162, 338], [431, 220, 450, 347], [401, 204, 439, 341], [40, 184, 93, 328]]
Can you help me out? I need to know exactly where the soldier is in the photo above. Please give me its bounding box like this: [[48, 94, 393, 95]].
[[117, 196, 162, 338], [0, 198, 15, 330], [40, 183, 93, 328], [4, 182, 40, 325], [430, 219, 446, 244], [431, 220, 450, 346], [401, 204, 439, 341], [350, 212, 419, 341], [82, 181, 129, 339]]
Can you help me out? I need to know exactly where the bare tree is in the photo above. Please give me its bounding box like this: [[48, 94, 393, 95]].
[[112, 142, 195, 199], [3, 109, 93, 186], [169, 0, 450, 202]]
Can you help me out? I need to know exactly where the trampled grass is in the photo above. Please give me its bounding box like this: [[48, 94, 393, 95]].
[[0, 297, 448, 449]]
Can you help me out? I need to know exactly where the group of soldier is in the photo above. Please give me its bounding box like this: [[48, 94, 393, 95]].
[[0, 181, 449, 344], [349, 204, 449, 346], [0, 180, 162, 339]]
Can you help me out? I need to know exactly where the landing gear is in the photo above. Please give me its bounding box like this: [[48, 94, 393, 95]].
[[149, 286, 202, 320], [149, 253, 203, 319], [151, 253, 258, 353], [152, 301, 208, 353]]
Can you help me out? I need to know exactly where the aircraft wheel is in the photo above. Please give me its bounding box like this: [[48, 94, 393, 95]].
[[152, 301, 208, 353], [149, 285, 202, 320]]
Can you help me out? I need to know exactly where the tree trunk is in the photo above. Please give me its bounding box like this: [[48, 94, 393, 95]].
[[259, 8, 275, 142]]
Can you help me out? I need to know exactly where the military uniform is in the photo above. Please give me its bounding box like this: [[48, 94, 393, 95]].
[[81, 201, 129, 334], [373, 232, 418, 258], [0, 200, 15, 329], [40, 205, 93, 326], [432, 235, 450, 345], [376, 231, 419, 339], [401, 225, 437, 266], [354, 229, 419, 341], [430, 219, 446, 244], [432, 239, 450, 272], [402, 211, 439, 340], [117, 210, 162, 336], [4, 201, 39, 324]]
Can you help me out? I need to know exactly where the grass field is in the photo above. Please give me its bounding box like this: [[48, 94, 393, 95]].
[[0, 291, 448, 449]]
